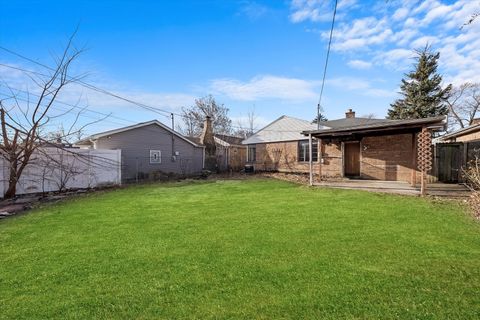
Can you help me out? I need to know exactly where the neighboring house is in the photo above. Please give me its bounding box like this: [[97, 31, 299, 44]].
[[214, 134, 246, 171], [302, 110, 446, 184], [438, 120, 480, 142], [186, 117, 246, 172], [244, 109, 446, 184], [242, 115, 322, 172], [75, 120, 205, 181]]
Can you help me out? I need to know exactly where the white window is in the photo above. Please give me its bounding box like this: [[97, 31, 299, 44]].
[[298, 140, 318, 162], [150, 150, 161, 164], [248, 145, 256, 162]]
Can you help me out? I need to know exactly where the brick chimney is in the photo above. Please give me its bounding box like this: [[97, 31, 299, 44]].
[[345, 109, 355, 118], [200, 116, 217, 170]]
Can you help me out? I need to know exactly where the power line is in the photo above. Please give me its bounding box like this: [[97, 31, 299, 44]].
[[317, 0, 338, 129], [0, 50, 173, 117], [0, 49, 310, 135], [0, 83, 134, 125]]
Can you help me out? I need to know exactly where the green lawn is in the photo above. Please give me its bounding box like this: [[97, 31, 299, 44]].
[[1, 179, 479, 319]]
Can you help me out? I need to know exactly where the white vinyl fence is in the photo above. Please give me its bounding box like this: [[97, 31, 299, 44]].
[[0, 147, 121, 197]]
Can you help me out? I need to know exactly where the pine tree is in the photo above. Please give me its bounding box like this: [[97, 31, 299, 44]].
[[312, 113, 328, 123], [387, 46, 452, 120]]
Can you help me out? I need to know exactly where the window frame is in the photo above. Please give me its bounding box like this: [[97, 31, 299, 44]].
[[298, 140, 318, 162], [247, 145, 256, 163], [149, 150, 162, 164]]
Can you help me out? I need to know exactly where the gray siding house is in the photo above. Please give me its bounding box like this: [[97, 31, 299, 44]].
[[75, 120, 205, 181]]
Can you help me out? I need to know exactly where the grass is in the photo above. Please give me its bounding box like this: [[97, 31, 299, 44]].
[[0, 178, 479, 319]]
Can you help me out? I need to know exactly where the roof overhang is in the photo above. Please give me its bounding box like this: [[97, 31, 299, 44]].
[[438, 123, 480, 141], [74, 120, 204, 148], [302, 116, 447, 138]]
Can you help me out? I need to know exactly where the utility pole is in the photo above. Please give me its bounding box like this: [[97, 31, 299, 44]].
[[317, 103, 321, 129], [171, 113, 175, 161]]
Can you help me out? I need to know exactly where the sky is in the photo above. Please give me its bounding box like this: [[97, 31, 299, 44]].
[[0, 0, 479, 134]]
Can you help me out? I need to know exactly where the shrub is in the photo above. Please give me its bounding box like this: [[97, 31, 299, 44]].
[[462, 155, 480, 219]]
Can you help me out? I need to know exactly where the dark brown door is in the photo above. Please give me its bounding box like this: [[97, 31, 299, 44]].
[[344, 142, 360, 177]]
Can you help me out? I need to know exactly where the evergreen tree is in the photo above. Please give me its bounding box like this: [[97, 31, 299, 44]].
[[312, 113, 328, 123], [387, 46, 452, 119]]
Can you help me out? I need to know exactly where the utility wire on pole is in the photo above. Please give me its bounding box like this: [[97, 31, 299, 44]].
[[317, 0, 338, 129]]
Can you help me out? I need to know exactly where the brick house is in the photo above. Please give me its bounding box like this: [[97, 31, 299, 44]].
[[244, 110, 446, 184], [303, 110, 446, 184], [242, 115, 323, 172]]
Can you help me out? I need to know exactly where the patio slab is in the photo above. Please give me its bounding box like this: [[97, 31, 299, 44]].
[[313, 179, 470, 197]]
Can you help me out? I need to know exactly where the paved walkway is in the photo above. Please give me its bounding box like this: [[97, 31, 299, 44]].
[[313, 179, 470, 197]]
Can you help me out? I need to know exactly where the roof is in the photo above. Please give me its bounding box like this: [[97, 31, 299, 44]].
[[184, 136, 202, 145], [214, 134, 244, 146], [320, 117, 387, 129], [75, 120, 203, 147], [242, 115, 325, 144], [185, 134, 245, 147], [438, 123, 480, 141], [303, 116, 447, 137]]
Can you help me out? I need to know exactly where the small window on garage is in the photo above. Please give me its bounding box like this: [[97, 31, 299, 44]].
[[150, 150, 161, 164]]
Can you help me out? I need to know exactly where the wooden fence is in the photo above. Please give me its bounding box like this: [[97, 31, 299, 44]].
[[435, 141, 480, 183]]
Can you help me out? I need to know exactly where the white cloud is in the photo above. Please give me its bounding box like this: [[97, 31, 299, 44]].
[[410, 35, 438, 48], [209, 75, 320, 101], [289, 0, 356, 23], [290, 0, 480, 86], [289, 0, 332, 23], [0, 62, 196, 115], [230, 115, 270, 131], [347, 59, 372, 69], [328, 77, 396, 97], [238, 1, 269, 20], [393, 7, 409, 21], [375, 48, 414, 68], [329, 17, 393, 51]]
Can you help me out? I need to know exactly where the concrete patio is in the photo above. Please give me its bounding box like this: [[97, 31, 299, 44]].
[[313, 179, 470, 197]]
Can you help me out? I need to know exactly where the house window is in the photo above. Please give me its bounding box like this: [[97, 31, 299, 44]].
[[248, 145, 256, 162], [150, 150, 161, 164], [298, 140, 318, 162]]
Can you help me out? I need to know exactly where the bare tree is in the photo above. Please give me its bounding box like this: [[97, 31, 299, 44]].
[[360, 113, 377, 119], [447, 83, 480, 129], [462, 12, 480, 29], [235, 107, 258, 138], [0, 33, 104, 198], [35, 148, 87, 194], [179, 95, 232, 136]]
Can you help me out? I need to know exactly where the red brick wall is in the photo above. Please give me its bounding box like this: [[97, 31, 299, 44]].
[[360, 133, 415, 182], [251, 141, 321, 173], [250, 133, 433, 183], [320, 139, 343, 178]]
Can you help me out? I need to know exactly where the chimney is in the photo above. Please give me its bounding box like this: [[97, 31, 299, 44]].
[[200, 116, 216, 168], [345, 109, 355, 119]]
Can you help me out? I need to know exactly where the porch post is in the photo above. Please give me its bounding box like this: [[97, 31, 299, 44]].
[[417, 126, 432, 197], [318, 138, 322, 181], [309, 133, 313, 186]]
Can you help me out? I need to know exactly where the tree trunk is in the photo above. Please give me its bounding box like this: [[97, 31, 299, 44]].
[[4, 169, 17, 199], [4, 157, 19, 199]]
